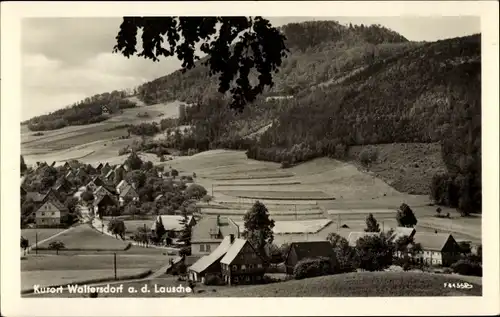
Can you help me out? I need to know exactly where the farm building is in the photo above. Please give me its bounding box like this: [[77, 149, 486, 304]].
[[101, 163, 112, 177], [413, 232, 462, 267], [191, 215, 240, 256], [347, 232, 381, 247], [35, 197, 69, 227], [220, 238, 266, 285], [284, 241, 336, 275], [151, 215, 196, 238], [118, 185, 139, 205]]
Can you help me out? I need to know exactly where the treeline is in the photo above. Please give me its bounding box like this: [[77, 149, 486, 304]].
[[26, 90, 136, 131]]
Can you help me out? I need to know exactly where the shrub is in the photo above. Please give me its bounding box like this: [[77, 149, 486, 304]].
[[359, 148, 378, 166], [179, 246, 191, 257], [451, 259, 482, 276], [293, 257, 335, 280], [281, 160, 291, 169], [204, 275, 225, 286]]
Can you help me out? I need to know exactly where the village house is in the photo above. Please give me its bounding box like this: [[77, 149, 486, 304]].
[[104, 169, 115, 181], [151, 215, 196, 240], [116, 179, 130, 194], [188, 235, 234, 284], [95, 163, 104, 173], [101, 163, 112, 176], [190, 215, 240, 256], [284, 241, 336, 275], [93, 185, 116, 199], [220, 238, 266, 285], [412, 232, 462, 267], [35, 196, 69, 227], [118, 185, 139, 205], [92, 194, 118, 218], [75, 168, 88, 179]]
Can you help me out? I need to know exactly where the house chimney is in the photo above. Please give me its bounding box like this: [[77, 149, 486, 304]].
[[229, 234, 235, 244]]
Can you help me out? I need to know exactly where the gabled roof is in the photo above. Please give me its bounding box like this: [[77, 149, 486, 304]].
[[286, 241, 335, 263], [105, 169, 115, 179], [119, 185, 138, 198], [93, 193, 117, 207], [65, 170, 74, 178], [116, 179, 130, 191], [413, 232, 455, 252], [94, 185, 114, 197], [40, 197, 68, 212], [220, 239, 256, 265], [389, 227, 416, 242], [191, 216, 240, 243], [96, 163, 104, 169], [189, 236, 233, 273], [347, 232, 380, 247]]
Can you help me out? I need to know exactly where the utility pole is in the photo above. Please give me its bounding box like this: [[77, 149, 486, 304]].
[[211, 184, 214, 197], [35, 232, 38, 255], [114, 253, 117, 280]]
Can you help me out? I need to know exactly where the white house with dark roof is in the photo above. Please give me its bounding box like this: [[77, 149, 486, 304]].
[[188, 235, 234, 283], [413, 232, 462, 266], [35, 197, 69, 227]]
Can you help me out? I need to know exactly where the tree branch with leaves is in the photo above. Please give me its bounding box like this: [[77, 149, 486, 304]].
[[113, 17, 288, 111]]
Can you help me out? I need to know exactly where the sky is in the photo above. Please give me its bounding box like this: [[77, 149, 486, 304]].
[[21, 16, 480, 120]]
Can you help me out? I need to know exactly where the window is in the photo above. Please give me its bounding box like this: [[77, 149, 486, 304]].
[[248, 264, 253, 269], [206, 244, 211, 252], [41, 212, 45, 216], [251, 253, 256, 258], [257, 264, 262, 268], [51, 212, 55, 215], [232, 265, 238, 271], [241, 265, 246, 270], [234, 277, 239, 283], [200, 245, 205, 252]]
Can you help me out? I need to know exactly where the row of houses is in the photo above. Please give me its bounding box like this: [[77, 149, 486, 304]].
[[179, 216, 469, 286], [346, 227, 463, 267]]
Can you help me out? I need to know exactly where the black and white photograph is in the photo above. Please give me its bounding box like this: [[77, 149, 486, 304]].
[[1, 1, 499, 316]]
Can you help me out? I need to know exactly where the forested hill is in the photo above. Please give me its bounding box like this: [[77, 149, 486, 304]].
[[134, 21, 416, 104], [142, 22, 480, 215]]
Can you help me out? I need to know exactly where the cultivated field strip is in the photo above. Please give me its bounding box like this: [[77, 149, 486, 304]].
[[212, 180, 301, 186], [200, 208, 324, 216], [219, 190, 335, 200]]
